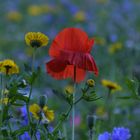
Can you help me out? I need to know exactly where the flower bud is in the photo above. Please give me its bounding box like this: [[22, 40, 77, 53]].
[[39, 95, 47, 108], [87, 115, 95, 130], [87, 79, 95, 87]]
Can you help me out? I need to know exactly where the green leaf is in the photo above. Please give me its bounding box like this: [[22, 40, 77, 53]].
[[125, 78, 140, 100], [11, 93, 29, 103]]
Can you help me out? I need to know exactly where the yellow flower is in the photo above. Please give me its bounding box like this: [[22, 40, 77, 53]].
[[74, 11, 86, 22], [29, 103, 54, 122], [64, 85, 74, 94], [94, 37, 106, 46], [108, 42, 123, 54], [28, 5, 42, 16], [87, 79, 95, 87], [29, 104, 41, 119], [96, 106, 107, 117], [101, 79, 122, 91], [0, 98, 9, 105], [6, 11, 22, 22], [43, 106, 54, 122], [0, 59, 19, 75], [25, 32, 49, 48], [40, 5, 55, 13]]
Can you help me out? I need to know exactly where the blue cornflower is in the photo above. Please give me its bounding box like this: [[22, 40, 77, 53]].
[[20, 106, 28, 125], [98, 127, 131, 140], [19, 131, 40, 140], [19, 132, 30, 140], [112, 127, 131, 140], [98, 132, 111, 140]]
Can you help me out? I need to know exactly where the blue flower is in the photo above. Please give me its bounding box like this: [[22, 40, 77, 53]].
[[19, 131, 40, 140], [112, 127, 131, 140], [19, 132, 30, 140], [98, 132, 111, 140], [20, 106, 28, 125], [98, 127, 131, 140]]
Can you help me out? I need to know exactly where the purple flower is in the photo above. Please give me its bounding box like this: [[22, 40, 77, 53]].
[[98, 132, 111, 140], [112, 127, 131, 140]]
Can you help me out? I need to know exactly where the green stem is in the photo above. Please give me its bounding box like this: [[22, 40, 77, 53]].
[[0, 74, 3, 127], [74, 96, 83, 105], [26, 48, 36, 136], [72, 66, 77, 140], [53, 105, 72, 135], [32, 48, 36, 72]]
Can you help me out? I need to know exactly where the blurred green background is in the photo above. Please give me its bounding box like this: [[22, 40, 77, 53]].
[[0, 0, 140, 139]]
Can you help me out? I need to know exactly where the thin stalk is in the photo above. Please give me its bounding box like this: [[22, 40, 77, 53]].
[[53, 105, 72, 134], [72, 66, 77, 140], [26, 48, 36, 136], [0, 74, 3, 127], [89, 129, 93, 140], [32, 48, 36, 72]]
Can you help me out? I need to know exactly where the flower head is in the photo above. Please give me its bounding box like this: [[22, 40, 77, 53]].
[[0, 98, 9, 105], [29, 103, 54, 123], [6, 11, 22, 22], [28, 5, 42, 16], [112, 127, 131, 140], [64, 85, 74, 94], [98, 132, 111, 140], [74, 11, 86, 22], [0, 59, 19, 75], [97, 127, 131, 140], [46, 28, 98, 83], [101, 79, 122, 92], [108, 42, 123, 54], [25, 32, 49, 48], [87, 79, 95, 87]]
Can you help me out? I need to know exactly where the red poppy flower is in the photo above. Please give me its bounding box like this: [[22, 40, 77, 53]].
[[46, 28, 98, 83]]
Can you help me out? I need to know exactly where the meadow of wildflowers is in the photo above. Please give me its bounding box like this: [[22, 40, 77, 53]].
[[0, 0, 140, 140]]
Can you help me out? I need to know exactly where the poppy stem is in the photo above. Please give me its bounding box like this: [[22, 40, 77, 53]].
[[72, 66, 77, 140]]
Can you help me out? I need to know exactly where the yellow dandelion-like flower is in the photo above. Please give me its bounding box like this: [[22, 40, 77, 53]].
[[87, 79, 95, 87], [43, 106, 54, 122], [25, 32, 49, 48], [94, 37, 106, 46], [0, 59, 19, 75], [108, 42, 123, 54], [6, 11, 22, 22], [40, 5, 55, 13], [74, 11, 86, 22], [101, 79, 122, 92], [28, 5, 42, 16], [96, 106, 107, 117], [29, 103, 54, 122], [29, 104, 41, 119], [64, 85, 74, 94], [0, 98, 9, 105]]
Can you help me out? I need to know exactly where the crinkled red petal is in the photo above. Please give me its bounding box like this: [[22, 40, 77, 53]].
[[49, 28, 94, 57], [59, 51, 98, 75], [46, 61, 86, 83]]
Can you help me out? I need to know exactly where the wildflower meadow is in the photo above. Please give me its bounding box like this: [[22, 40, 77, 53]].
[[0, 0, 140, 140]]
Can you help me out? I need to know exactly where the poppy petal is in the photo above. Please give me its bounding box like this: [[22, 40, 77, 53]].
[[59, 51, 98, 75], [49, 28, 94, 57], [46, 59, 67, 72], [46, 62, 86, 83]]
